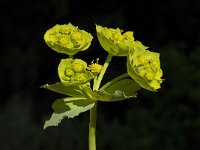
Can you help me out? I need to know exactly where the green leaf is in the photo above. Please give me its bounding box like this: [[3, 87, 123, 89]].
[[82, 80, 140, 102], [44, 97, 95, 129], [102, 78, 141, 96], [82, 86, 113, 101], [40, 82, 84, 97]]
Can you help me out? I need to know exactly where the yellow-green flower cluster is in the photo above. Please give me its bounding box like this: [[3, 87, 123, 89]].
[[96, 25, 134, 56], [44, 23, 93, 55], [127, 41, 163, 91], [58, 58, 94, 86]]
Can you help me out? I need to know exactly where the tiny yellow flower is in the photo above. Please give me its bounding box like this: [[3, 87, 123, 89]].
[[44, 23, 93, 55], [96, 25, 135, 56], [127, 41, 163, 92], [87, 58, 103, 74]]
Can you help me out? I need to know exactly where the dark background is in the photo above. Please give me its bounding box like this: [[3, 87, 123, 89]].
[[0, 0, 200, 150]]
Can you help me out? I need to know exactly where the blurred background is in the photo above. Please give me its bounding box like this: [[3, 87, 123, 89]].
[[0, 0, 200, 149]]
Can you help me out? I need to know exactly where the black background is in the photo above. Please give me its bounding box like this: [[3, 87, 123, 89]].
[[0, 0, 200, 150]]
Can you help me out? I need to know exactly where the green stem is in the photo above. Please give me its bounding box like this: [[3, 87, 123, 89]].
[[93, 75, 98, 91], [94, 54, 113, 90], [100, 73, 129, 90], [88, 54, 113, 150], [89, 102, 97, 150]]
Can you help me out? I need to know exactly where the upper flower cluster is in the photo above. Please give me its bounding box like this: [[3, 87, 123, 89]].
[[96, 25, 134, 56], [44, 23, 163, 91], [44, 23, 93, 55]]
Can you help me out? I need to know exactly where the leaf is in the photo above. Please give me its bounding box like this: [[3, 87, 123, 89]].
[[82, 86, 114, 101], [40, 82, 84, 97], [97, 89, 137, 101], [102, 78, 141, 96], [82, 80, 139, 102], [43, 97, 95, 129]]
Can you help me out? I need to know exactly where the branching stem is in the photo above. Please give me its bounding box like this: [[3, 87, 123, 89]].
[[89, 54, 113, 150]]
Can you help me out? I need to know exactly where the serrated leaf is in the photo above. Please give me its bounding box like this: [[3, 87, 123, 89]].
[[40, 82, 84, 97], [44, 97, 95, 129], [52, 97, 88, 111]]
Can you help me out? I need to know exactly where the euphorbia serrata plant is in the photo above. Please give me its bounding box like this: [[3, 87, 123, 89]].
[[41, 23, 163, 150]]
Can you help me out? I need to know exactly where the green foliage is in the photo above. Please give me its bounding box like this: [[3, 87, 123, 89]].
[[44, 97, 95, 129], [81, 80, 140, 102], [101, 76, 141, 95], [41, 82, 84, 97]]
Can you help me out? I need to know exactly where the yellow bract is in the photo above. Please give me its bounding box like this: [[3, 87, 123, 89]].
[[44, 23, 93, 55], [58, 58, 94, 86], [127, 41, 163, 92], [96, 25, 135, 56]]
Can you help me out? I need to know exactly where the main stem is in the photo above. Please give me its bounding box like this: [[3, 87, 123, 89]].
[[89, 102, 97, 150], [89, 54, 113, 150]]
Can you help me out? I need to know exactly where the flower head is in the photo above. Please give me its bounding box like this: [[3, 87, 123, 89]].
[[44, 23, 93, 55], [127, 41, 163, 91], [58, 58, 94, 86], [96, 25, 134, 56]]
